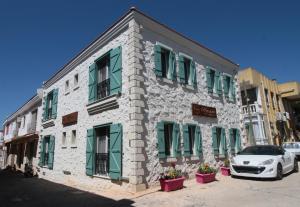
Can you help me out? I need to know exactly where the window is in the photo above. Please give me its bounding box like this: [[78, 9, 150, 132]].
[[96, 54, 110, 99], [74, 74, 79, 88], [65, 80, 70, 93], [229, 128, 241, 154], [62, 132, 67, 147], [43, 136, 50, 166], [223, 75, 231, 97], [71, 130, 76, 146], [241, 88, 257, 105], [38, 135, 55, 169], [95, 126, 110, 176], [156, 121, 180, 158], [264, 89, 269, 106], [161, 48, 170, 78], [188, 125, 195, 154], [46, 91, 53, 120], [206, 67, 222, 95], [43, 89, 58, 121], [183, 124, 202, 157], [212, 127, 227, 157], [271, 92, 275, 109], [154, 44, 176, 81]]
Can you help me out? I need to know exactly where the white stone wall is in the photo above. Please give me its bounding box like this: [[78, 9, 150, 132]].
[[139, 26, 241, 186], [38, 25, 133, 191]]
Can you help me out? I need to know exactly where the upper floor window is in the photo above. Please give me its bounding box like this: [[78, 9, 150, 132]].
[[65, 80, 70, 93], [74, 74, 79, 88], [206, 67, 222, 96], [88, 46, 122, 104], [179, 55, 196, 87], [47, 91, 53, 120], [154, 44, 176, 81], [43, 89, 59, 122]]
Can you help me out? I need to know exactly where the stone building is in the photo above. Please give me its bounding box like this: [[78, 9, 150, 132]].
[[37, 8, 242, 192], [3, 92, 42, 172]]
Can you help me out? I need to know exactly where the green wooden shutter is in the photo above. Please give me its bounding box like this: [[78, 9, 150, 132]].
[[206, 67, 213, 93], [212, 127, 219, 156], [42, 96, 47, 122], [178, 55, 185, 84], [88, 63, 97, 103], [183, 125, 190, 156], [154, 45, 162, 77], [229, 128, 235, 154], [51, 89, 58, 119], [195, 125, 202, 156], [110, 46, 122, 95], [223, 75, 229, 97], [109, 123, 122, 180], [86, 129, 95, 176], [157, 121, 166, 158], [220, 128, 227, 156], [215, 71, 222, 96], [48, 135, 55, 170], [190, 60, 197, 87], [169, 51, 176, 81], [172, 123, 181, 157], [38, 137, 45, 167], [231, 77, 236, 101], [236, 129, 242, 153]]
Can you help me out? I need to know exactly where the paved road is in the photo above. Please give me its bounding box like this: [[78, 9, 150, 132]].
[[1, 168, 300, 207]]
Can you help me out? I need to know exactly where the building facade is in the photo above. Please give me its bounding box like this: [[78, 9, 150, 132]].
[[239, 68, 289, 145], [36, 8, 243, 192], [0, 130, 4, 169], [3, 93, 42, 172], [278, 81, 300, 141]]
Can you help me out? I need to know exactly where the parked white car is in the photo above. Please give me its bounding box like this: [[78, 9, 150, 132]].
[[283, 142, 300, 160], [230, 145, 298, 180]]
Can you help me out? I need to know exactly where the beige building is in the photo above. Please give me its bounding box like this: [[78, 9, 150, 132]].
[[239, 67, 290, 145], [279, 82, 300, 140]]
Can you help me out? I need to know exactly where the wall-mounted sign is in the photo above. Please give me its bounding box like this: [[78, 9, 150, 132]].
[[62, 112, 78, 126], [192, 104, 217, 118]]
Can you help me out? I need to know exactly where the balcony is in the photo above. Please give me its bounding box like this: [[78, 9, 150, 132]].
[[242, 103, 263, 115], [27, 122, 37, 134], [97, 79, 110, 100]]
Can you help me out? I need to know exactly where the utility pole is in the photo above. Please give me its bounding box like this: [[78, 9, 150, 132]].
[[243, 83, 256, 146]]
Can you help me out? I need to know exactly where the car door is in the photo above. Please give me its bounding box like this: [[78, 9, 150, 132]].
[[281, 148, 292, 173]]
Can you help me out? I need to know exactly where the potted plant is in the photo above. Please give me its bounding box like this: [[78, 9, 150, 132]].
[[159, 163, 185, 192], [220, 159, 230, 176], [195, 163, 217, 184]]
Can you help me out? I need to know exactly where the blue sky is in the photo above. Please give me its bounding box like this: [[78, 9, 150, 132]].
[[0, 0, 299, 124]]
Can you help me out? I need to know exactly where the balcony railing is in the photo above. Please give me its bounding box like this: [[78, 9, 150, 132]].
[[27, 122, 37, 134], [95, 153, 109, 175], [97, 79, 110, 100], [242, 103, 263, 115]]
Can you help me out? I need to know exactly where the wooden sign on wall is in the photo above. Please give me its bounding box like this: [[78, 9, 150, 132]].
[[192, 104, 217, 118], [62, 112, 78, 126]]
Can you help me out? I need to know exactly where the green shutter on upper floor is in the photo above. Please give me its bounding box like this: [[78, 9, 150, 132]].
[[178, 55, 185, 84], [215, 71, 222, 96], [157, 121, 166, 158], [110, 46, 122, 95], [38, 137, 45, 167], [195, 125, 202, 156], [42, 96, 47, 122], [212, 127, 218, 156], [223, 75, 229, 97], [169, 51, 177, 81], [86, 129, 95, 176], [109, 123, 122, 180], [48, 135, 55, 170], [230, 77, 236, 101], [190, 60, 197, 87], [154, 45, 162, 77], [235, 129, 242, 153], [220, 128, 227, 156], [229, 128, 235, 154], [51, 89, 58, 119], [183, 125, 190, 156], [206, 67, 213, 93], [172, 123, 181, 157], [88, 63, 97, 103]]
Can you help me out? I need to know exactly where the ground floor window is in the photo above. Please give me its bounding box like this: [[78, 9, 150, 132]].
[[43, 136, 50, 166], [164, 123, 173, 156], [38, 135, 55, 169], [229, 128, 241, 154], [183, 124, 202, 157], [95, 126, 110, 176], [212, 127, 227, 157]]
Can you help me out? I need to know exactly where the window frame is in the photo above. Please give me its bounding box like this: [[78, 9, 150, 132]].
[[73, 73, 79, 89], [71, 130, 77, 147], [65, 80, 70, 94], [95, 52, 111, 100], [179, 52, 194, 86], [43, 136, 51, 167], [46, 91, 54, 121], [206, 66, 218, 94], [62, 132, 67, 148], [155, 42, 174, 80]]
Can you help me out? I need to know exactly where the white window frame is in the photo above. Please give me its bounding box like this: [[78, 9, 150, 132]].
[[65, 80, 70, 95], [156, 42, 174, 80], [223, 72, 233, 99], [73, 73, 79, 90], [62, 132, 67, 148], [71, 130, 77, 147], [207, 66, 218, 94], [179, 52, 194, 86]]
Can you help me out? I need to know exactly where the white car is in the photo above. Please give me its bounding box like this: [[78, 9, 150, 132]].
[[230, 145, 298, 180], [283, 142, 300, 160]]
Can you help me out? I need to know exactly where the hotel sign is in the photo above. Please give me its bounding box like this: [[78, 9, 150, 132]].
[[62, 112, 78, 126], [192, 104, 217, 118]]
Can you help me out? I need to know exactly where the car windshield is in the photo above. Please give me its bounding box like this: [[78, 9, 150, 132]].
[[238, 146, 283, 155], [283, 143, 300, 149]]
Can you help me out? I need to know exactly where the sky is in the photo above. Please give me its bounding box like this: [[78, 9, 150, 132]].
[[0, 0, 300, 124]]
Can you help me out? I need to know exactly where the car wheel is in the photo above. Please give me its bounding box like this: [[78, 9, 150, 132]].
[[294, 159, 299, 173], [276, 163, 283, 180]]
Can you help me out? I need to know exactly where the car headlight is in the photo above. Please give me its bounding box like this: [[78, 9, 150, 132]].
[[230, 158, 236, 165], [259, 159, 274, 165]]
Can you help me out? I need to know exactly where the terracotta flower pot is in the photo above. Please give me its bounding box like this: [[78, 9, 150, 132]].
[[159, 177, 185, 192], [195, 172, 216, 183], [220, 167, 230, 176]]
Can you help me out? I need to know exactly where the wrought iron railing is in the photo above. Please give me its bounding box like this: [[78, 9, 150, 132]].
[[97, 79, 110, 100], [44, 153, 49, 166], [95, 153, 109, 175]]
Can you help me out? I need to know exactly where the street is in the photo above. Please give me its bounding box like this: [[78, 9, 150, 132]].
[[1, 167, 300, 207]]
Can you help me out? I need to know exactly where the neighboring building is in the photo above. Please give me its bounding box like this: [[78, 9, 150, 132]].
[[239, 68, 289, 145], [3, 92, 42, 172], [37, 8, 242, 192], [0, 130, 5, 169], [279, 81, 300, 141]]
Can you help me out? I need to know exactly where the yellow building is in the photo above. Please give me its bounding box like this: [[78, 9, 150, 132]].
[[279, 82, 300, 140], [238, 68, 290, 145]]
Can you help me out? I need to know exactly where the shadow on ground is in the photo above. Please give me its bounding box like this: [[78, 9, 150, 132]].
[[0, 169, 134, 207]]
